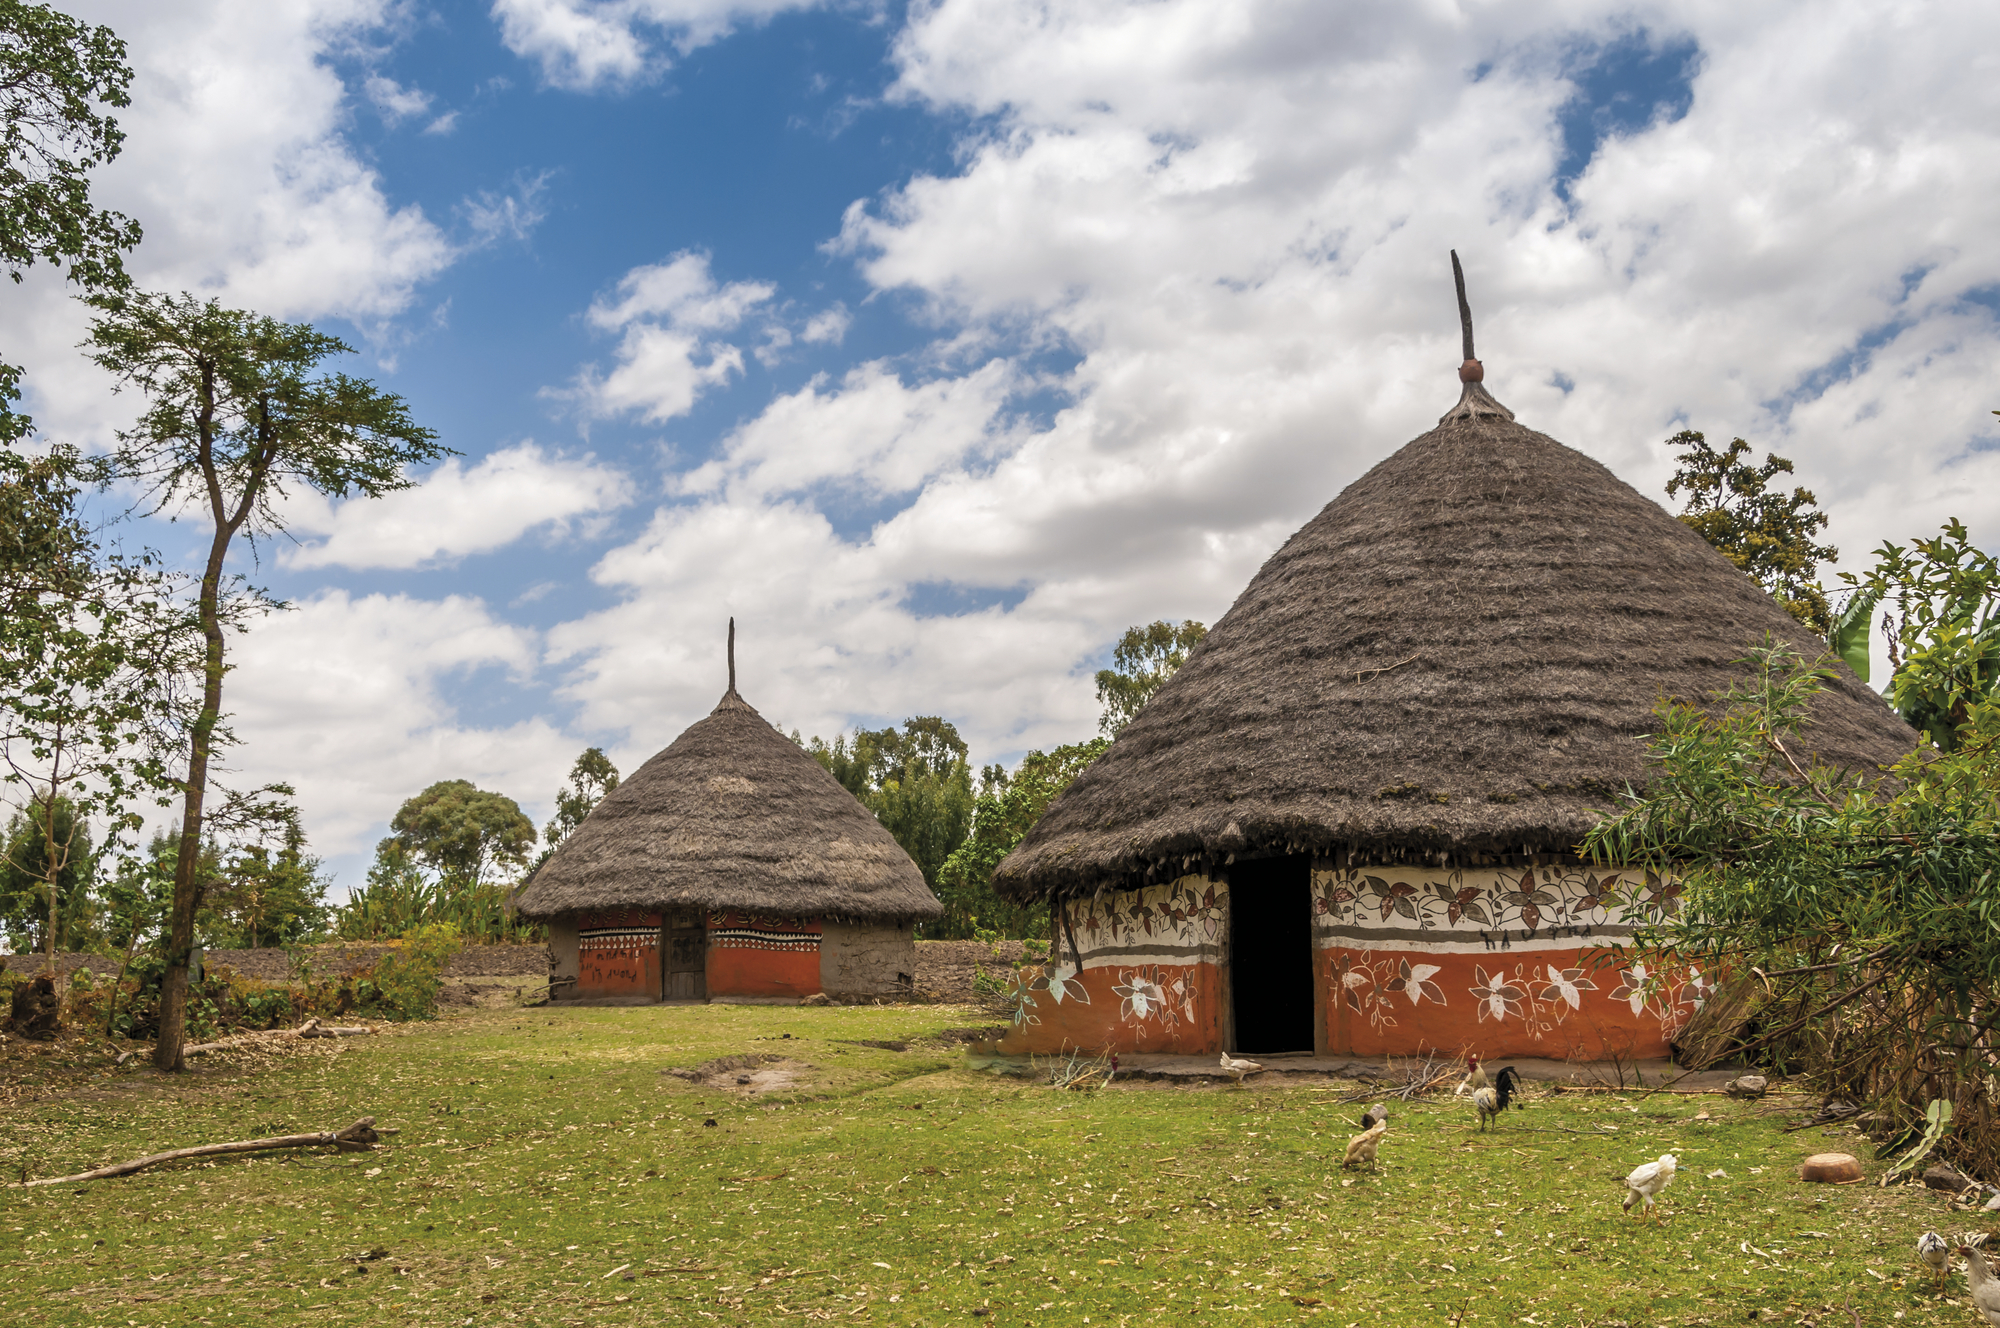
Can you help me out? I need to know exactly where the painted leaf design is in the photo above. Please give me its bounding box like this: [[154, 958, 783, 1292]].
[[1520, 903, 1540, 932], [1460, 902, 1490, 925], [1448, 903, 1463, 924], [1364, 876, 1390, 894], [1332, 888, 1355, 903], [1392, 896, 1418, 921], [1455, 887, 1480, 904], [1345, 988, 1364, 1012], [1518, 870, 1537, 895], [1527, 890, 1557, 905]]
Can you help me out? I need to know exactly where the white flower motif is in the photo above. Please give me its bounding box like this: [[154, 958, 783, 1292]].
[[1622, 963, 1650, 1015], [1342, 971, 1370, 989], [1543, 965, 1584, 1010]]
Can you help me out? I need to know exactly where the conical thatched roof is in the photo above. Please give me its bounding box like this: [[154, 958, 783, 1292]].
[[994, 377, 1917, 901], [514, 684, 942, 922]]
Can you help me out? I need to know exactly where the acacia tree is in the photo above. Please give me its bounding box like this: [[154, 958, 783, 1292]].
[[1664, 431, 1838, 634], [386, 779, 535, 890], [1094, 619, 1207, 735], [85, 291, 448, 1071]]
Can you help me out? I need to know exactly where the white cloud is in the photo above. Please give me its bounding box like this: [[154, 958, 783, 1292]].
[[556, 252, 775, 421], [678, 358, 1018, 501], [490, 0, 830, 91], [464, 172, 553, 245], [226, 591, 577, 863], [282, 442, 632, 571], [544, 0, 2000, 786], [2, 0, 463, 447], [364, 73, 433, 123], [801, 302, 851, 344]]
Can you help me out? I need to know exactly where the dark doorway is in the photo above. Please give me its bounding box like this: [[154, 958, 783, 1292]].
[[1228, 854, 1315, 1054]]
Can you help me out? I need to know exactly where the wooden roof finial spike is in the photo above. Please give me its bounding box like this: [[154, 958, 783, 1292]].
[[727, 617, 736, 695], [1451, 250, 1482, 383]]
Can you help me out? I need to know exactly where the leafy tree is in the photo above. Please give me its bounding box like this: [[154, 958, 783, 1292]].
[[1664, 430, 1838, 635], [0, 453, 196, 980], [0, 0, 141, 443], [1837, 518, 2000, 751], [0, 793, 94, 951], [1584, 639, 2000, 1163], [1095, 620, 1207, 735], [937, 738, 1109, 938], [385, 779, 535, 891], [85, 291, 450, 1070], [199, 819, 329, 948], [536, 747, 620, 869], [803, 716, 976, 914]]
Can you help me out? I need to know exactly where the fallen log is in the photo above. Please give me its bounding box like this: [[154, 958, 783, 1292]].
[[114, 1018, 376, 1065], [16, 1116, 381, 1187]]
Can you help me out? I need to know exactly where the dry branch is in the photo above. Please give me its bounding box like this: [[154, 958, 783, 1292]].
[[16, 1116, 381, 1187], [114, 1017, 375, 1065]]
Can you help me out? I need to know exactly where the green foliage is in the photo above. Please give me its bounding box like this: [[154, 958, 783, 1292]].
[[1664, 431, 1837, 635], [384, 778, 535, 890], [199, 819, 330, 948], [337, 839, 541, 944], [1094, 619, 1207, 735], [0, 794, 93, 951], [345, 923, 460, 1022], [1882, 1098, 1954, 1183], [534, 746, 619, 874], [1584, 638, 2000, 1170], [803, 716, 977, 916], [1839, 518, 2000, 751], [0, 1, 141, 443], [937, 738, 1109, 938]]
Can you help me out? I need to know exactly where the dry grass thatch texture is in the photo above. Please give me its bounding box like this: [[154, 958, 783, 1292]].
[[996, 407, 1916, 899], [514, 690, 941, 922]]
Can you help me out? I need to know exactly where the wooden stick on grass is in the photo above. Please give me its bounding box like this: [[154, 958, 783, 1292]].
[[15, 1116, 382, 1187]]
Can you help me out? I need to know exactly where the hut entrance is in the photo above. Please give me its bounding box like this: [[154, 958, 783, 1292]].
[[1228, 854, 1315, 1054], [664, 915, 707, 1001]]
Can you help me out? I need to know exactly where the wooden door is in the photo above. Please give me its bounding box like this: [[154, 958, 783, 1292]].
[[663, 915, 707, 1001]]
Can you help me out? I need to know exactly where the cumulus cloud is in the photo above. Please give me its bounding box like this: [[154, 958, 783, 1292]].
[[490, 0, 830, 91], [1, 0, 462, 446], [364, 73, 433, 124], [555, 252, 775, 421], [225, 591, 579, 863], [545, 0, 2000, 779], [282, 442, 632, 571]]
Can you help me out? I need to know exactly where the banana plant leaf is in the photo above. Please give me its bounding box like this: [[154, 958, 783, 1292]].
[[1828, 588, 1880, 683]]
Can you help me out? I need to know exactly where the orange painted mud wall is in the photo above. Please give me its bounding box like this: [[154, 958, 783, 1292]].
[[706, 911, 823, 998], [1314, 865, 1698, 1060], [995, 865, 1703, 1061], [575, 910, 663, 999], [998, 877, 1226, 1056]]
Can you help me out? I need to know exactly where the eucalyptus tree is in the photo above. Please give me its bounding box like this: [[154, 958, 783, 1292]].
[[1094, 619, 1207, 735], [85, 291, 449, 1070]]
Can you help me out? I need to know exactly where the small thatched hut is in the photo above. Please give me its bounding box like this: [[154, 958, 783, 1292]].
[[514, 632, 943, 1003], [992, 272, 1916, 1060]]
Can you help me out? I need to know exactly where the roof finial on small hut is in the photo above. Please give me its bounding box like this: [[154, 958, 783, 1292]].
[[727, 617, 737, 695], [1440, 250, 1514, 425]]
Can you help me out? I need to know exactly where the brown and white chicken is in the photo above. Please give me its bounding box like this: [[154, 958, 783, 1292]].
[[1219, 1053, 1264, 1086], [1343, 1117, 1387, 1170], [1454, 1054, 1491, 1098], [1470, 1065, 1521, 1131], [1961, 1244, 2000, 1325]]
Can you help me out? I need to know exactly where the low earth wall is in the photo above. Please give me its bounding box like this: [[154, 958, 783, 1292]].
[[3, 944, 550, 985]]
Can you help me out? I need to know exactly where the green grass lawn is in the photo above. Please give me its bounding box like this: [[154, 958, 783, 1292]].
[[0, 1002, 1983, 1326]]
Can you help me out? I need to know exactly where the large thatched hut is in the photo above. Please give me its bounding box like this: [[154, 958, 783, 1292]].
[[514, 635, 942, 1003], [992, 286, 1916, 1061]]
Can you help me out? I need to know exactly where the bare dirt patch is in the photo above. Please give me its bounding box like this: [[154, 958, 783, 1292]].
[[913, 940, 1029, 1001], [662, 1053, 812, 1094]]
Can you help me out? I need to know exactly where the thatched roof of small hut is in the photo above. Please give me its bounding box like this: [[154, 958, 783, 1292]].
[[995, 294, 1916, 901], [514, 661, 941, 922]]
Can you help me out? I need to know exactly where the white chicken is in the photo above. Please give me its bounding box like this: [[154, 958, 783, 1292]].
[[1961, 1243, 2000, 1326], [1917, 1231, 1951, 1291], [1219, 1053, 1264, 1086], [1343, 1118, 1387, 1170], [1454, 1054, 1490, 1098], [1469, 1065, 1521, 1131], [1621, 1153, 1677, 1222]]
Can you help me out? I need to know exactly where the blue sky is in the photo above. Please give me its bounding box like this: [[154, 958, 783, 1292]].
[[7, 0, 1999, 897]]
